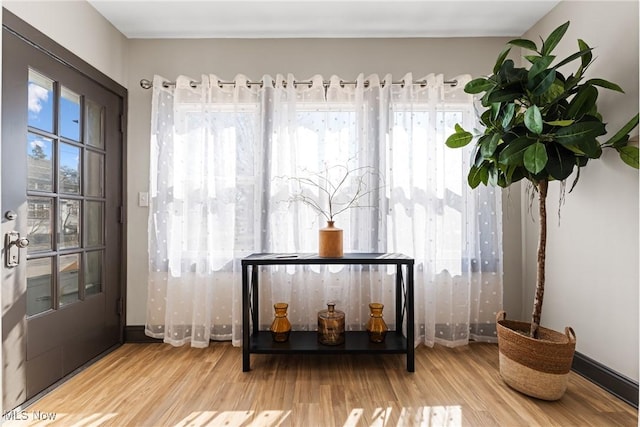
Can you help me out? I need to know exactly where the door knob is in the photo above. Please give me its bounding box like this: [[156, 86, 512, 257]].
[[5, 231, 28, 267], [15, 237, 29, 248]]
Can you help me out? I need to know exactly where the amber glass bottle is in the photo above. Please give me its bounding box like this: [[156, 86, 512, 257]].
[[270, 302, 292, 342], [366, 302, 388, 343], [317, 303, 345, 345]]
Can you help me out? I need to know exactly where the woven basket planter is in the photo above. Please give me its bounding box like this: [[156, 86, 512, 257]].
[[496, 311, 576, 401]]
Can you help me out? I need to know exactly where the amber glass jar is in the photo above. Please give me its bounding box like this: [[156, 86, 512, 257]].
[[317, 303, 345, 345], [270, 302, 292, 342], [366, 302, 388, 343]]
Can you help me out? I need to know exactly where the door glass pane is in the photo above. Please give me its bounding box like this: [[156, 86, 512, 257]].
[[85, 201, 104, 247], [27, 197, 53, 253], [27, 257, 53, 316], [59, 254, 80, 307], [59, 143, 81, 194], [86, 151, 104, 197], [27, 133, 54, 192], [85, 251, 103, 296], [28, 69, 54, 133], [60, 86, 81, 141], [86, 99, 104, 148], [59, 199, 80, 249]]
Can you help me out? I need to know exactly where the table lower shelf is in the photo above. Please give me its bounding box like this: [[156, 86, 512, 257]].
[[249, 330, 408, 354]]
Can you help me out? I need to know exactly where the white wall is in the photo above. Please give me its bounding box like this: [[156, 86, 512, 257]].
[[125, 37, 524, 325], [3, 0, 128, 86], [522, 1, 639, 381]]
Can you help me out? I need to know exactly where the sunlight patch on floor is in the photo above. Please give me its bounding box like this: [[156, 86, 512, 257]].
[[344, 405, 462, 427], [175, 410, 292, 427], [399, 405, 463, 426], [343, 408, 365, 426]]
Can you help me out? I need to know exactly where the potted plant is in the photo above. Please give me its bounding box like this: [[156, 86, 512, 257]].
[[283, 163, 383, 257], [446, 21, 639, 400]]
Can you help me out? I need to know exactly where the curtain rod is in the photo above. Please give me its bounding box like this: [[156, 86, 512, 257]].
[[139, 78, 458, 90]]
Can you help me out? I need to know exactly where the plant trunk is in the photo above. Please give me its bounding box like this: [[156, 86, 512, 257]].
[[530, 179, 548, 339]]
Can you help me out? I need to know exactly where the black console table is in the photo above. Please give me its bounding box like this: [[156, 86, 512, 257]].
[[241, 253, 415, 372]]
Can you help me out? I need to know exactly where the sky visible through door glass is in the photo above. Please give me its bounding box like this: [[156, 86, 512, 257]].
[[28, 71, 54, 133], [28, 72, 82, 193]]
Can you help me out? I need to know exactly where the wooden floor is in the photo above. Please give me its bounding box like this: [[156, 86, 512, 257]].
[[9, 342, 637, 426]]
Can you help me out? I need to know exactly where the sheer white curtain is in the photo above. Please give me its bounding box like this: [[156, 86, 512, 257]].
[[146, 73, 503, 348]]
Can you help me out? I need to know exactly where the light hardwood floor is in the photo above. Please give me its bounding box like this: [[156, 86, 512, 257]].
[[8, 342, 637, 426]]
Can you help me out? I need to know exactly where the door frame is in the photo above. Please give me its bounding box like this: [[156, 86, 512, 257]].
[[1, 8, 127, 406]]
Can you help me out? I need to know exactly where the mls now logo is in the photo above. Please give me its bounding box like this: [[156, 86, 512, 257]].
[[32, 410, 57, 421], [2, 410, 28, 421], [2, 410, 57, 421]]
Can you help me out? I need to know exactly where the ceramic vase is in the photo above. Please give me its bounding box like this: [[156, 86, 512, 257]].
[[319, 220, 343, 258]]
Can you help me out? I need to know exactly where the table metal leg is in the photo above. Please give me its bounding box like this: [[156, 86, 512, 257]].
[[251, 265, 259, 335], [407, 264, 415, 372], [242, 264, 250, 372], [395, 264, 403, 335]]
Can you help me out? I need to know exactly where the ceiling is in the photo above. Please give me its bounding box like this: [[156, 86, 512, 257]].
[[87, 0, 562, 39]]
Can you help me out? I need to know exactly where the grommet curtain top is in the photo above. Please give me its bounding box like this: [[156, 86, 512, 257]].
[[140, 73, 459, 90]]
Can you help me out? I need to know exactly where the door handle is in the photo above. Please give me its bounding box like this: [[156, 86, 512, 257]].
[[5, 231, 29, 267]]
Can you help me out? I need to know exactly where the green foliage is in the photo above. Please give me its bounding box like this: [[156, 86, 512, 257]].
[[447, 21, 639, 190], [445, 124, 473, 148], [619, 146, 640, 168]]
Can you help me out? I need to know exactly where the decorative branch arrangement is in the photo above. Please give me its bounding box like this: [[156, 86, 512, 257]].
[[283, 163, 384, 222]]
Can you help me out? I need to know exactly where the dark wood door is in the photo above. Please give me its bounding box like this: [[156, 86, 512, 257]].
[[2, 21, 124, 408]]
